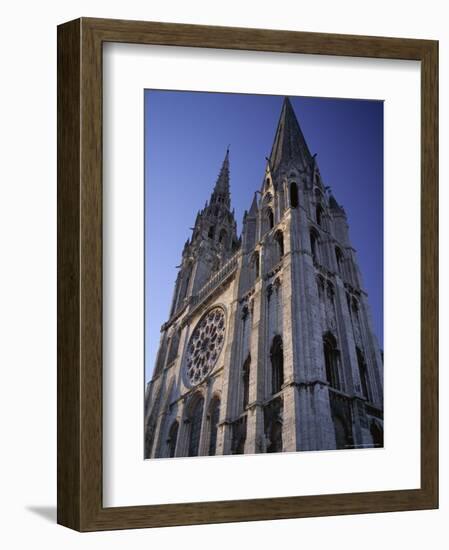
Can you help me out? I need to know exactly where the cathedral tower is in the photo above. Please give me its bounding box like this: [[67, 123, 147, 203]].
[[145, 97, 384, 459]]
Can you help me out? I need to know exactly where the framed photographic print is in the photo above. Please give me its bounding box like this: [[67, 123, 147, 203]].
[[57, 17, 438, 531]]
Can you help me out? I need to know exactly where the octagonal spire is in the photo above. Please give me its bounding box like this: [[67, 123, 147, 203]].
[[269, 97, 313, 176], [210, 148, 231, 209]]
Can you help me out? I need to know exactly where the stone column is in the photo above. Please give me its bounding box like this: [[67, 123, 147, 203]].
[[173, 398, 185, 457], [359, 293, 384, 408], [334, 278, 361, 395], [215, 417, 226, 455], [298, 382, 336, 451], [177, 396, 191, 457], [218, 263, 243, 454], [198, 385, 212, 456], [351, 397, 371, 448], [147, 372, 169, 458], [220, 421, 234, 455], [279, 225, 299, 451], [280, 384, 299, 452], [153, 409, 169, 458], [245, 404, 265, 454], [244, 279, 265, 454], [288, 206, 335, 450]]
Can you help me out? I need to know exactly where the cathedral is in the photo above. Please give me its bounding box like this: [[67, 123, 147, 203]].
[[144, 97, 384, 459]]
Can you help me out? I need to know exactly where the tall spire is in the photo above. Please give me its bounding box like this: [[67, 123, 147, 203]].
[[269, 97, 313, 176], [210, 148, 231, 209], [190, 147, 237, 251]]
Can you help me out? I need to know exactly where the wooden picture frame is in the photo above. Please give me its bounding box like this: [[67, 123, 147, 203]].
[[57, 17, 438, 531]]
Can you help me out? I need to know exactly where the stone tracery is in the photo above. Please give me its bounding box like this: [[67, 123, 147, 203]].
[[186, 307, 226, 385]]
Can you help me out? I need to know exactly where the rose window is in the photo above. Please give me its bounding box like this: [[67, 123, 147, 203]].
[[186, 307, 226, 385]]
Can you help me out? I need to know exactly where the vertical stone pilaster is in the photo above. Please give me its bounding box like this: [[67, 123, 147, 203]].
[[281, 385, 298, 451], [153, 410, 168, 458], [147, 372, 168, 458], [280, 250, 296, 385], [359, 294, 384, 408], [198, 382, 213, 456], [245, 278, 264, 452], [334, 278, 361, 396], [351, 397, 370, 448], [215, 418, 226, 455], [292, 207, 324, 383], [245, 404, 264, 454], [307, 383, 336, 451], [220, 421, 233, 454], [180, 419, 191, 457], [173, 399, 185, 457]]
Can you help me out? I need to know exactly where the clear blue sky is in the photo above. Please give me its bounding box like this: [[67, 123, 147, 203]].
[[145, 91, 384, 382]]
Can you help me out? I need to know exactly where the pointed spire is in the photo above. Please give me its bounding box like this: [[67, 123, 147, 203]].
[[269, 97, 313, 176], [190, 147, 236, 246], [210, 148, 231, 208]]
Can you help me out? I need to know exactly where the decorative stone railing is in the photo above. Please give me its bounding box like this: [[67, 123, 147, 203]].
[[190, 252, 240, 309]]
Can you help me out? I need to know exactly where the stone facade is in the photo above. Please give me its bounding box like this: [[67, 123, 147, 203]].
[[144, 97, 384, 459]]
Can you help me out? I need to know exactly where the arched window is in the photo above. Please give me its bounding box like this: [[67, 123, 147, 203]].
[[356, 347, 370, 401], [265, 207, 274, 230], [231, 418, 247, 454], [208, 397, 220, 456], [274, 230, 284, 259], [265, 177, 271, 190], [170, 272, 182, 317], [267, 420, 283, 453], [167, 329, 180, 364], [154, 336, 168, 377], [178, 264, 192, 305], [270, 335, 284, 394], [188, 395, 204, 457], [323, 332, 341, 390], [290, 182, 298, 208], [316, 204, 324, 226], [242, 354, 251, 410], [263, 192, 273, 206], [316, 275, 325, 299], [252, 251, 260, 279], [208, 225, 215, 239], [262, 207, 274, 234], [335, 246, 343, 274], [167, 420, 179, 458], [310, 229, 320, 264]]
